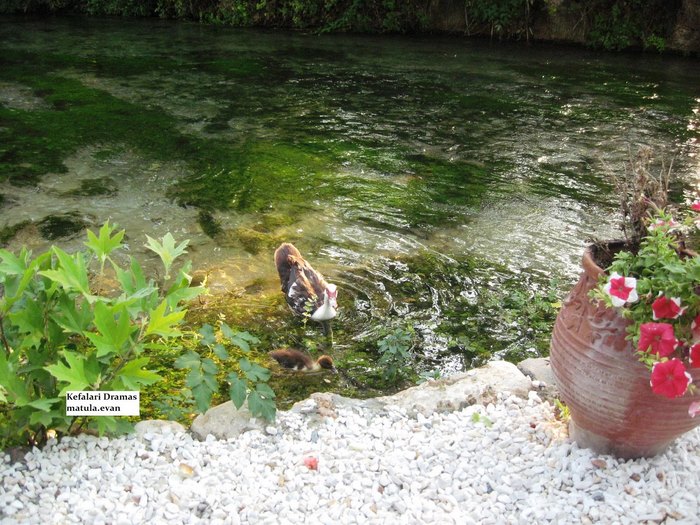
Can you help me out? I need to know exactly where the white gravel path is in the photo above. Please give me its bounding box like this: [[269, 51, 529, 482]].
[[1, 392, 699, 525]]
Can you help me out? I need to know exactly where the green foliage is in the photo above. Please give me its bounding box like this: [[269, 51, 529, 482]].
[[174, 322, 276, 421], [377, 324, 415, 382], [579, 0, 679, 51], [0, 222, 203, 447], [465, 0, 539, 40]]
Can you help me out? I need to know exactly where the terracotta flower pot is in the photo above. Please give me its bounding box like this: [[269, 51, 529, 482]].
[[550, 243, 700, 459]]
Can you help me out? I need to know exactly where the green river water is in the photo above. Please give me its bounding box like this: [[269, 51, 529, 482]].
[[1, 17, 699, 398]]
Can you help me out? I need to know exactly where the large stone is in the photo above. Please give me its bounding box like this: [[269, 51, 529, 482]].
[[517, 357, 559, 402], [379, 360, 531, 416], [190, 401, 265, 441]]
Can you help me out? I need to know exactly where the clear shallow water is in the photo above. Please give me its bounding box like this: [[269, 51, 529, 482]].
[[0, 17, 698, 376]]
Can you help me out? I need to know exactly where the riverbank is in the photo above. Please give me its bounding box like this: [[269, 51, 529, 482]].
[[1, 361, 699, 524]]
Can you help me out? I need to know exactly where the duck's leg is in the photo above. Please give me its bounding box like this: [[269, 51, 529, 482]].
[[321, 320, 333, 341]]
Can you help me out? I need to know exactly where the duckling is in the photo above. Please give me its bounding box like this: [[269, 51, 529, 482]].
[[269, 348, 337, 373], [274, 242, 337, 333]]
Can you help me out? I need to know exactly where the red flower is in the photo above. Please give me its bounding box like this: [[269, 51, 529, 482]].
[[650, 359, 692, 398], [690, 344, 700, 368], [691, 201, 700, 212], [603, 273, 638, 307], [638, 322, 678, 357], [651, 296, 684, 320]]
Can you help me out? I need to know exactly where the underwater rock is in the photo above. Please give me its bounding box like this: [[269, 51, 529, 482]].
[[37, 212, 90, 240]]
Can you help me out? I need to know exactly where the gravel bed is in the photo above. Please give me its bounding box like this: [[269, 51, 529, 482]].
[[1, 392, 699, 524]]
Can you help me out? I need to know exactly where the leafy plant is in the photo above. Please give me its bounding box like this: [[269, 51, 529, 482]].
[[377, 325, 415, 382], [175, 322, 276, 421], [0, 221, 203, 447]]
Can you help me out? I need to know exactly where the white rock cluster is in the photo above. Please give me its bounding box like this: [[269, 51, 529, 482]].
[[2, 391, 699, 525]]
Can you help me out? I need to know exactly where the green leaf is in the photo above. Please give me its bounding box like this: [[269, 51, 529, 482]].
[[7, 300, 45, 349], [39, 248, 93, 299], [0, 351, 30, 405], [144, 233, 189, 277], [145, 300, 185, 338], [239, 358, 270, 383], [199, 324, 216, 346], [27, 398, 62, 412], [113, 357, 160, 390], [45, 351, 92, 396], [225, 328, 260, 353], [212, 343, 229, 360], [247, 388, 276, 421], [174, 350, 201, 370], [191, 383, 214, 413], [84, 221, 125, 267], [52, 295, 93, 334], [228, 374, 247, 409]]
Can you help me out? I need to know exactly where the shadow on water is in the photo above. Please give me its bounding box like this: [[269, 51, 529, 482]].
[[0, 17, 699, 401]]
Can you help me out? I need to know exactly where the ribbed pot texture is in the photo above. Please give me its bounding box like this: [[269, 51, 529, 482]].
[[550, 244, 700, 459]]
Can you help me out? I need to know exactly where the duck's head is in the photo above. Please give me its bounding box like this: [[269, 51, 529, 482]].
[[325, 284, 338, 308], [317, 355, 337, 373]]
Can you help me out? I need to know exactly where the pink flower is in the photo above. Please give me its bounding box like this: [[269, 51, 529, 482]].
[[638, 322, 678, 357], [603, 273, 638, 307], [648, 218, 680, 232], [690, 401, 700, 418], [690, 344, 700, 368], [650, 358, 692, 398], [691, 201, 700, 212], [651, 296, 685, 320]]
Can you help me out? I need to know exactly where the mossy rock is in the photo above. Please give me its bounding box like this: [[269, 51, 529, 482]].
[[37, 212, 89, 240], [62, 176, 118, 197]]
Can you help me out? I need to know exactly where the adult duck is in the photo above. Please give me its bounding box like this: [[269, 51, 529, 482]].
[[269, 348, 336, 373], [274, 243, 337, 331]]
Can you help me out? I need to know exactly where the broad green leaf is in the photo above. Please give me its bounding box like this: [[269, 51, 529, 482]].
[[0, 352, 30, 405], [247, 389, 276, 421], [165, 285, 205, 310], [185, 368, 204, 388], [92, 302, 133, 352], [199, 324, 216, 346], [191, 383, 213, 413], [84, 221, 125, 266], [52, 295, 93, 334], [174, 351, 201, 370], [27, 398, 62, 412], [212, 343, 229, 361], [45, 351, 92, 396], [29, 410, 58, 427], [228, 374, 247, 409], [145, 300, 185, 338], [39, 248, 92, 299], [113, 357, 160, 390], [239, 358, 270, 382], [201, 357, 218, 375], [224, 327, 259, 353], [144, 233, 189, 277], [8, 300, 44, 349]]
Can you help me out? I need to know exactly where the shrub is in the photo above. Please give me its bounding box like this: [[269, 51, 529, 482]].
[[0, 222, 204, 447]]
